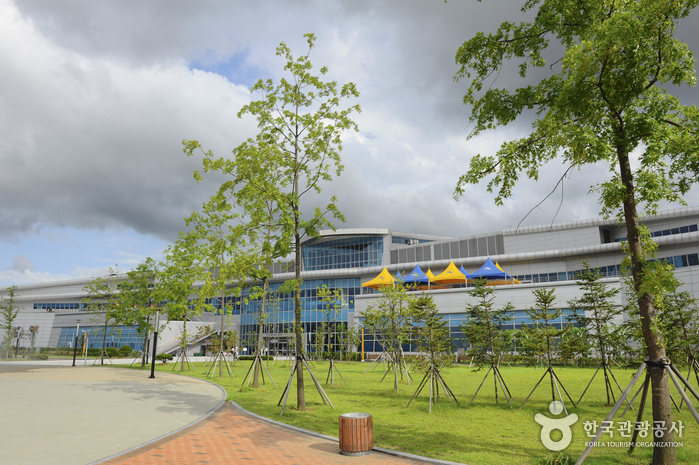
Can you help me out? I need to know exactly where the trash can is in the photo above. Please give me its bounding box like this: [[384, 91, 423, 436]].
[[339, 412, 373, 456]]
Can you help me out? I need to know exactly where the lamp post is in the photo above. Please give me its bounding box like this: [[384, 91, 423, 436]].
[[83, 331, 88, 366], [72, 320, 80, 366], [149, 310, 160, 379]]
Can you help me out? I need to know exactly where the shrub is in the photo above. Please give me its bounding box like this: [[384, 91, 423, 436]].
[[118, 345, 133, 357], [28, 353, 49, 360], [156, 353, 173, 363], [105, 347, 119, 358], [238, 355, 274, 361], [132, 350, 142, 358]]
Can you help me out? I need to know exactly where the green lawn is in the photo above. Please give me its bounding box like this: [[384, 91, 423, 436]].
[[126, 360, 698, 465]]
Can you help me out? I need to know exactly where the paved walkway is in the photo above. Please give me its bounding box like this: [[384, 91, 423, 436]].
[[0, 364, 224, 465], [0, 362, 459, 465], [102, 402, 432, 465]]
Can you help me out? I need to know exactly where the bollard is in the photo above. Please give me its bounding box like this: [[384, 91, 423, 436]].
[[338, 412, 373, 456]]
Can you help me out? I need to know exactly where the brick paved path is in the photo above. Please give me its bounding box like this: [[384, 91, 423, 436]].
[[104, 403, 434, 465]]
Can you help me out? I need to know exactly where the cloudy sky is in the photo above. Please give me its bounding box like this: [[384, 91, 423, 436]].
[[1, 0, 698, 286]]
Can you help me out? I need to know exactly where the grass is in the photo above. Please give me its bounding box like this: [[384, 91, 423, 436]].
[[123, 360, 698, 465]]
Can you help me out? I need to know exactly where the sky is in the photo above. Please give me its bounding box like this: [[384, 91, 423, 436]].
[[1, 0, 698, 286]]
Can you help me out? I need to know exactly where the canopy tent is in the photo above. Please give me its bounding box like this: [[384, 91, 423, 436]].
[[431, 261, 468, 285], [403, 264, 430, 285], [361, 268, 396, 289], [466, 258, 521, 285], [394, 271, 404, 281]]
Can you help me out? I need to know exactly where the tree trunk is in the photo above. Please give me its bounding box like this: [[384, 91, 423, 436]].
[[253, 278, 268, 388], [100, 316, 108, 365], [181, 318, 187, 372], [141, 314, 150, 367], [294, 225, 306, 410], [219, 288, 226, 377], [617, 142, 676, 464]]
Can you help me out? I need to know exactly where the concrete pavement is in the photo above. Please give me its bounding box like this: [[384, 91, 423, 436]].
[[0, 364, 224, 465]]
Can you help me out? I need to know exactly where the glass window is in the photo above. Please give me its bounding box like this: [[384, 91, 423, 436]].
[[662, 229, 671, 236], [690, 224, 698, 232], [680, 226, 690, 233], [688, 253, 699, 267], [671, 228, 680, 235]]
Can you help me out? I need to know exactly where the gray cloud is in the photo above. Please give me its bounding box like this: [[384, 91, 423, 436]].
[[2, 0, 698, 253], [10, 255, 35, 272]]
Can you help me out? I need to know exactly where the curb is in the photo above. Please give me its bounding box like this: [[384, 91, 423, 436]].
[[228, 400, 467, 465]]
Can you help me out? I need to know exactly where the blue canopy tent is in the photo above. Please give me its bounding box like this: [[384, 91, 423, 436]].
[[466, 258, 520, 285], [402, 264, 431, 288]]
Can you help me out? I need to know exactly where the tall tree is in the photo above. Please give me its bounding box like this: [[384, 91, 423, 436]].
[[1, 286, 20, 360], [453, 2, 699, 460], [184, 33, 360, 409]]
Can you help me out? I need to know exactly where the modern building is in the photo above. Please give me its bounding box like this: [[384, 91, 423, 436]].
[[2, 206, 699, 355]]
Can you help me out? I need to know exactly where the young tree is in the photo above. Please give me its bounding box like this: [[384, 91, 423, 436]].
[[519, 288, 577, 412], [317, 285, 344, 358], [363, 283, 417, 393], [1, 286, 20, 360], [343, 325, 361, 363], [568, 260, 624, 404], [411, 295, 454, 372], [525, 289, 566, 370], [461, 278, 514, 369], [160, 234, 209, 371], [82, 269, 125, 365], [461, 278, 514, 405], [28, 325, 39, 353], [185, 196, 256, 377], [407, 295, 457, 412], [184, 33, 360, 409], [119, 258, 164, 367], [659, 291, 699, 368], [453, 2, 699, 459]]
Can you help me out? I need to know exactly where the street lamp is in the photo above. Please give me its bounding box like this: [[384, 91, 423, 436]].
[[72, 320, 81, 366], [149, 310, 160, 379], [82, 330, 89, 366]]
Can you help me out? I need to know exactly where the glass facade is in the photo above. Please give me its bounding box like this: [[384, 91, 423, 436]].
[[303, 236, 383, 271], [391, 236, 433, 245], [514, 252, 699, 284], [359, 309, 578, 353], [57, 325, 146, 350], [34, 302, 85, 311], [239, 278, 362, 352]]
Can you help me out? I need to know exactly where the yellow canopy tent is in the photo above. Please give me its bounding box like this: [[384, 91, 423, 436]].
[[431, 261, 468, 285], [361, 267, 396, 289], [423, 268, 443, 290]]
